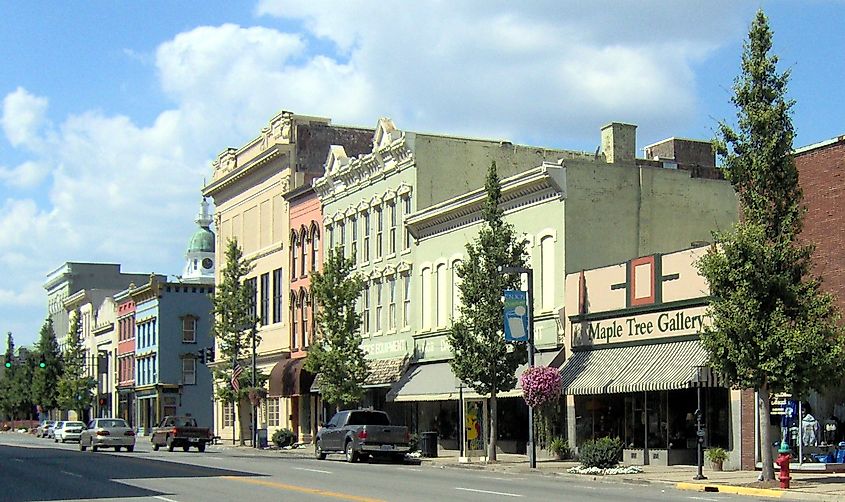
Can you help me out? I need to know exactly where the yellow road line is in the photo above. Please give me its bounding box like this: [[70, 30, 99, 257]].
[[676, 481, 784, 498], [221, 475, 386, 502]]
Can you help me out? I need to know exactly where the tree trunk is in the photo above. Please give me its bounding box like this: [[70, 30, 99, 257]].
[[488, 392, 498, 462], [758, 384, 775, 481], [237, 398, 248, 446]]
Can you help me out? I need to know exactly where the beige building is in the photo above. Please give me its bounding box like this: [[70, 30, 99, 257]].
[[202, 111, 372, 442]]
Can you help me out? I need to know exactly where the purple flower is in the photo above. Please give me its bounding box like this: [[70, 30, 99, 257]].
[[520, 366, 562, 407]]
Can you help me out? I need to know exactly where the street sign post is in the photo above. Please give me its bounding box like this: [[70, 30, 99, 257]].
[[503, 290, 529, 342]]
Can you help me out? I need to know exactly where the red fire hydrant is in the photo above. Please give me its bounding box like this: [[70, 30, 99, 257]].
[[775, 442, 791, 489]]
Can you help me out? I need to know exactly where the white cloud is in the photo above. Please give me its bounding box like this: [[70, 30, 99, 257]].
[[2, 87, 49, 149], [0, 161, 49, 188]]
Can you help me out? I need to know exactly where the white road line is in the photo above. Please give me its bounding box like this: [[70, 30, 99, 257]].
[[478, 475, 524, 481], [11, 458, 23, 462], [455, 487, 522, 497], [396, 467, 422, 472], [154, 496, 180, 502], [687, 498, 719, 501], [60, 470, 82, 478], [293, 467, 333, 474]]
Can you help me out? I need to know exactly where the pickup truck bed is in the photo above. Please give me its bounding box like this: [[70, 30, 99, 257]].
[[315, 410, 410, 463], [150, 416, 212, 452]]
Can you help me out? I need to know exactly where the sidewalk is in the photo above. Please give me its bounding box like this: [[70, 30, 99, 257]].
[[208, 444, 845, 501]]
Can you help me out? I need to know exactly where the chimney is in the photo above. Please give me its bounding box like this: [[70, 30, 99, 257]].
[[643, 137, 716, 168], [601, 122, 637, 164]]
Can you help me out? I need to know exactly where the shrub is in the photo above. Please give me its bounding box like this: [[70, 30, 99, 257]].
[[272, 428, 296, 448], [548, 437, 571, 459], [579, 437, 622, 468], [408, 433, 420, 452], [706, 447, 728, 463]]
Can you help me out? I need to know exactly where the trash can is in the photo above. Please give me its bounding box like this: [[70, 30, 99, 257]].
[[420, 431, 438, 458], [257, 428, 268, 448]]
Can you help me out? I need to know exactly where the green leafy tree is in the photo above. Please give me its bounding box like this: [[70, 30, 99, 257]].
[[8, 349, 35, 420], [210, 238, 262, 445], [448, 161, 528, 462], [305, 247, 367, 412], [697, 10, 845, 481], [57, 310, 97, 419], [32, 318, 63, 418]]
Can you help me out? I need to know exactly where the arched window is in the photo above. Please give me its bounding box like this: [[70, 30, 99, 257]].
[[300, 289, 308, 349], [421, 267, 431, 329], [290, 291, 299, 350], [300, 227, 308, 277], [540, 236, 555, 311], [436, 263, 446, 327], [311, 225, 320, 272], [451, 260, 463, 321], [291, 232, 298, 280]]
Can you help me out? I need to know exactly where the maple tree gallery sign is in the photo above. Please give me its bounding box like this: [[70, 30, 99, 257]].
[[570, 305, 710, 348]]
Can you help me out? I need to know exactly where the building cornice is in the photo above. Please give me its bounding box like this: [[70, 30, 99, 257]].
[[406, 162, 566, 241]]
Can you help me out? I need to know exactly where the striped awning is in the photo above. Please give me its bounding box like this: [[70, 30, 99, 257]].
[[560, 339, 716, 395]]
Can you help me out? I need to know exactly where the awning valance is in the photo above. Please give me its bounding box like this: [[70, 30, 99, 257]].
[[386, 351, 557, 402], [268, 358, 315, 397], [560, 339, 716, 395]]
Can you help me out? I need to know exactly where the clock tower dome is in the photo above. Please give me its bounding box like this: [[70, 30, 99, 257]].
[[183, 198, 215, 284]]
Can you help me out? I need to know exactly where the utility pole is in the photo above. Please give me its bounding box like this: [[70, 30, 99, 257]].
[[252, 325, 257, 449]]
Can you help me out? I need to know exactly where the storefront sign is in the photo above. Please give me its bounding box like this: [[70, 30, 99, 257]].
[[571, 305, 709, 347], [364, 339, 407, 356]]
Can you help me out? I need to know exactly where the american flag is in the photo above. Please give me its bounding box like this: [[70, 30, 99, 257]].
[[231, 363, 243, 393]]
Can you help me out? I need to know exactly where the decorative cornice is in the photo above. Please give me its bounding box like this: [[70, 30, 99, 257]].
[[406, 162, 566, 241]]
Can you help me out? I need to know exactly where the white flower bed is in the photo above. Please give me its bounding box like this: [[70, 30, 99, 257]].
[[567, 465, 643, 476]]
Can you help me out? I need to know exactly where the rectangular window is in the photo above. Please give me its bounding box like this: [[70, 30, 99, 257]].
[[329, 225, 335, 251], [376, 281, 383, 332], [351, 216, 358, 263], [363, 213, 371, 262], [339, 222, 346, 258], [273, 268, 283, 323], [260, 272, 270, 326], [266, 398, 279, 427], [291, 298, 298, 350], [311, 229, 319, 271], [421, 268, 431, 329], [404, 196, 412, 249], [362, 284, 370, 334], [182, 317, 197, 343], [389, 276, 396, 330], [245, 277, 257, 322], [223, 402, 234, 428], [403, 274, 411, 328], [376, 207, 383, 258], [182, 358, 196, 385], [389, 203, 397, 254]]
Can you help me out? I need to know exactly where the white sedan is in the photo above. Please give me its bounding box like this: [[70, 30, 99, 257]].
[[54, 421, 85, 443], [79, 418, 136, 452]]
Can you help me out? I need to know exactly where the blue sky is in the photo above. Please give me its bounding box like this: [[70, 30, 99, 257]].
[[1, 1, 843, 348]]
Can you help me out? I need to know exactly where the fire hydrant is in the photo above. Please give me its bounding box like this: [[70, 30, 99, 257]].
[[776, 442, 792, 489]]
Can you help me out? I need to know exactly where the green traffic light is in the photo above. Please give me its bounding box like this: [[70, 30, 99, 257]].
[[39, 362, 46, 368], [3, 362, 10, 368]]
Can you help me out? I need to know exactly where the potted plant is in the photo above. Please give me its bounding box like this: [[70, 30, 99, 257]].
[[706, 447, 728, 471], [548, 437, 571, 460]]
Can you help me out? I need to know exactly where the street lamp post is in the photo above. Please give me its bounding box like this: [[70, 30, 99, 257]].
[[499, 265, 536, 469], [693, 365, 709, 481], [251, 324, 257, 449]]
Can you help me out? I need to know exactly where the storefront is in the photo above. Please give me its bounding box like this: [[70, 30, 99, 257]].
[[560, 247, 743, 467], [268, 357, 317, 443]]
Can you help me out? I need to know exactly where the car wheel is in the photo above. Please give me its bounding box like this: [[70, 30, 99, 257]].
[[182, 445, 190, 452], [345, 441, 358, 463], [60, 438, 65, 444], [392, 453, 406, 463], [126, 446, 134, 452], [91, 444, 98, 452], [115, 446, 121, 452], [167, 436, 175, 452], [153, 443, 160, 451], [315, 440, 326, 460], [198, 444, 206, 453], [54, 438, 58, 443]]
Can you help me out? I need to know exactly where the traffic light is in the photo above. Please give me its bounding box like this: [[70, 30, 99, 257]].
[[3, 360, 10, 368], [205, 346, 214, 363], [197, 348, 206, 365], [38, 356, 46, 369]]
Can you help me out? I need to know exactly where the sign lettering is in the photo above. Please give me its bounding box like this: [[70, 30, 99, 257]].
[[570, 306, 709, 347]]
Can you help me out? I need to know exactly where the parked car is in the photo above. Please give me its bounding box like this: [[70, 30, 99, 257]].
[[46, 421, 64, 440], [315, 409, 410, 463], [35, 420, 55, 438], [79, 418, 135, 452], [54, 421, 85, 443], [150, 415, 213, 452]]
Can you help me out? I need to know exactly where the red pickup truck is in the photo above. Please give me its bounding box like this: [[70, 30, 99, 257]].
[[150, 416, 213, 452]]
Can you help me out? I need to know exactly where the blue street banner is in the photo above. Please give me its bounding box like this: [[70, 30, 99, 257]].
[[503, 289, 529, 342]]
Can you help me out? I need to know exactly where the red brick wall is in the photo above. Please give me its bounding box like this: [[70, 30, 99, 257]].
[[795, 139, 845, 313], [740, 389, 756, 470]]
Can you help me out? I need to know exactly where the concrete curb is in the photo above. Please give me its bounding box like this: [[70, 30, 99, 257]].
[[676, 481, 784, 498]]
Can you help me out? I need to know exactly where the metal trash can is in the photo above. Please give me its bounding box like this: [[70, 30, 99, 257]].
[[420, 431, 438, 458], [257, 428, 268, 448]]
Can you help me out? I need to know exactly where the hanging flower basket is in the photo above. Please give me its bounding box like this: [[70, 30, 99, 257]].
[[520, 366, 562, 408], [247, 387, 268, 406]]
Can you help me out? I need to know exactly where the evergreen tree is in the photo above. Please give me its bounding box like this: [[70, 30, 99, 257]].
[[57, 310, 97, 419], [304, 247, 367, 412], [8, 349, 34, 419], [32, 318, 63, 418], [448, 161, 528, 462], [210, 238, 261, 445], [0, 332, 16, 419], [697, 10, 845, 480]]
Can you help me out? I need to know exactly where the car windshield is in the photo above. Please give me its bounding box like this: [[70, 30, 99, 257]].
[[98, 419, 128, 428]]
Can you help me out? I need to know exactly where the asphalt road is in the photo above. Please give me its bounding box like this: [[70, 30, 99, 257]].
[[0, 433, 760, 502]]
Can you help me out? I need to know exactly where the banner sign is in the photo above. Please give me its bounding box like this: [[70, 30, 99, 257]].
[[503, 290, 529, 342]]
